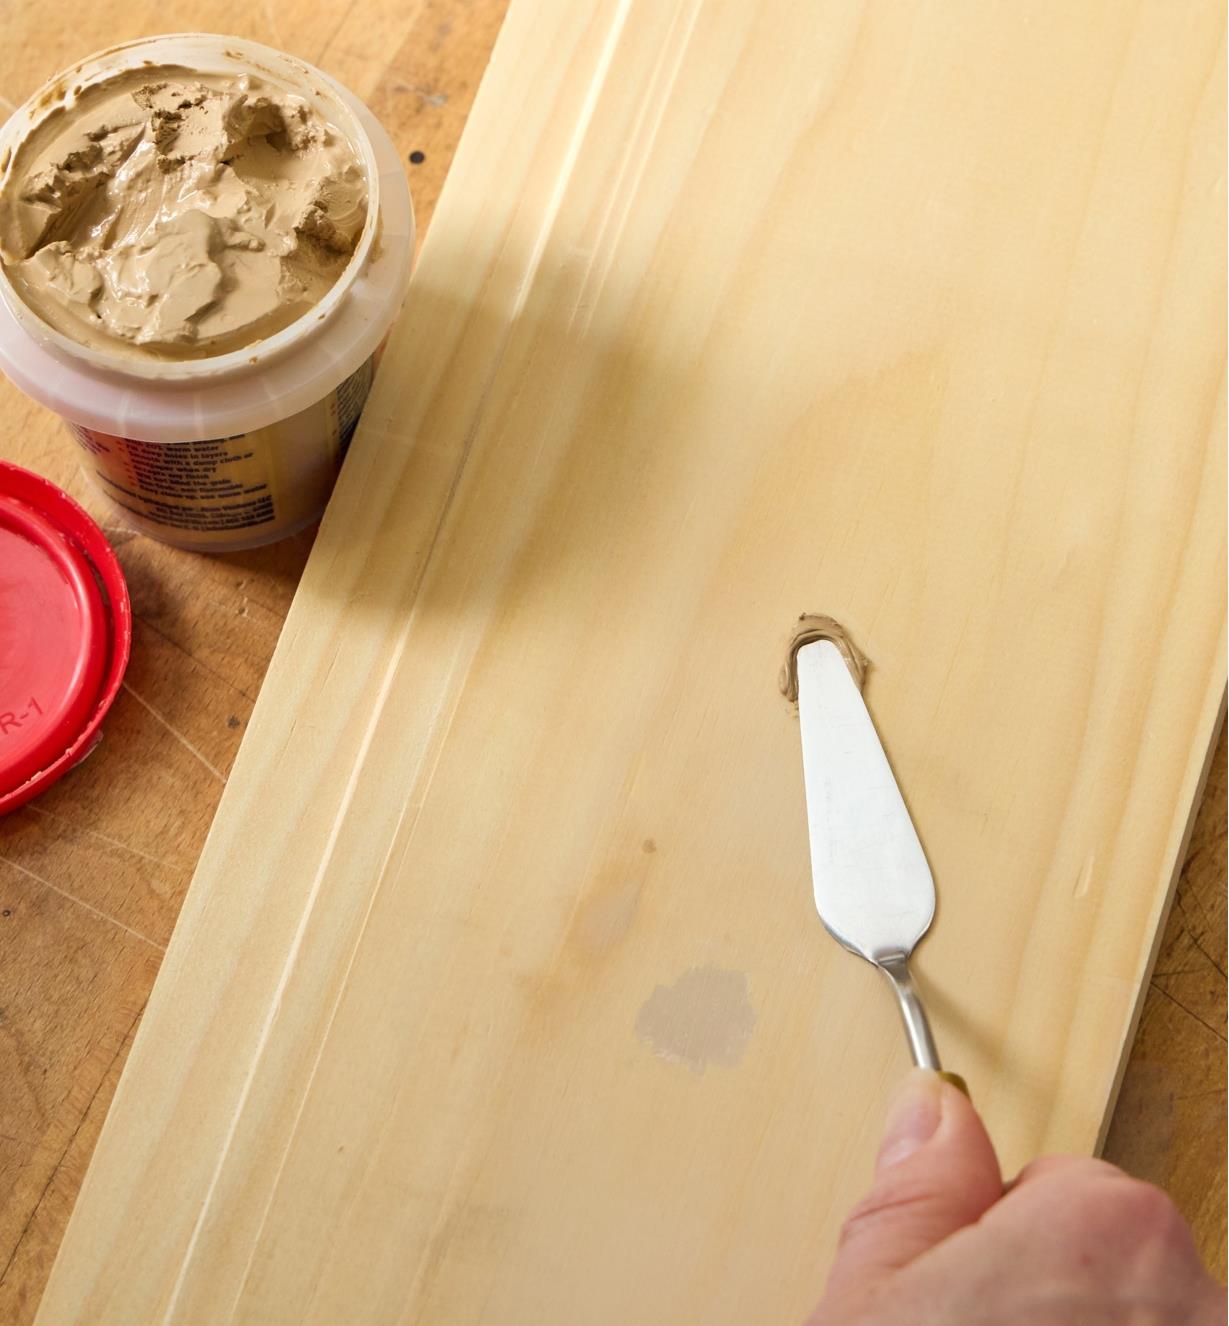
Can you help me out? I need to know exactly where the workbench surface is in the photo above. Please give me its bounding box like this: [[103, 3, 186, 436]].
[[0, 3, 1223, 1319]]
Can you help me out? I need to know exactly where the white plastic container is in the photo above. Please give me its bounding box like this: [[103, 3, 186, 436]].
[[0, 34, 413, 552]]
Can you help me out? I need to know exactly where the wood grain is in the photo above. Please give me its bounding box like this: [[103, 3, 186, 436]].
[[0, 4, 507, 1321], [0, 0, 1224, 1321], [1103, 721, 1227, 1279]]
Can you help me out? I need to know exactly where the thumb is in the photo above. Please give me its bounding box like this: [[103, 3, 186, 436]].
[[819, 1069, 1002, 1312]]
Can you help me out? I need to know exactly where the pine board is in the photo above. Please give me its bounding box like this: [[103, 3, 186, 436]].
[[34, 1, 1227, 1322]]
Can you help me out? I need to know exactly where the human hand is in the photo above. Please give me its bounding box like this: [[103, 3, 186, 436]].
[[807, 1070, 1226, 1325]]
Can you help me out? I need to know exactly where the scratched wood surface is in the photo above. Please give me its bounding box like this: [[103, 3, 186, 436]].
[[0, 1, 1224, 1322]]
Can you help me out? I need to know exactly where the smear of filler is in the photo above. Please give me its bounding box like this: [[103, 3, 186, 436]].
[[0, 67, 367, 360], [780, 613, 869, 702], [635, 967, 756, 1075]]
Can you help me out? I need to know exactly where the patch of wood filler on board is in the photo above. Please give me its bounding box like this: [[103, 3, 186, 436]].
[[780, 614, 869, 703], [634, 967, 756, 1075]]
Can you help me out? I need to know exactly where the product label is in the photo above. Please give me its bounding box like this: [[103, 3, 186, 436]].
[[69, 356, 377, 550], [79, 434, 277, 534], [337, 356, 375, 454]]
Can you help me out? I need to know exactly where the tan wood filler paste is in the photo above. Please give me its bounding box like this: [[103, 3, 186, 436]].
[[781, 614, 870, 701], [0, 67, 367, 359]]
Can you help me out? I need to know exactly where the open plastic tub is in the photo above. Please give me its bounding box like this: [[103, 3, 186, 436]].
[[0, 35, 414, 552]]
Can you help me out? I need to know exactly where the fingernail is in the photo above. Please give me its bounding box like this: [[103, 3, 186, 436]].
[[937, 1070, 970, 1098], [877, 1069, 942, 1171]]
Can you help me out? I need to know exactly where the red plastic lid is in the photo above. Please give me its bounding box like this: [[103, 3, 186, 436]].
[[0, 462, 131, 813]]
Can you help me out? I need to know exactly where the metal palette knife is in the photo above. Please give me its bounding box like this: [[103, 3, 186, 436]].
[[793, 628, 964, 1088]]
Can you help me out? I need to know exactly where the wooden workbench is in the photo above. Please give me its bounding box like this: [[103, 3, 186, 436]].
[[0, 3, 1224, 1320]]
